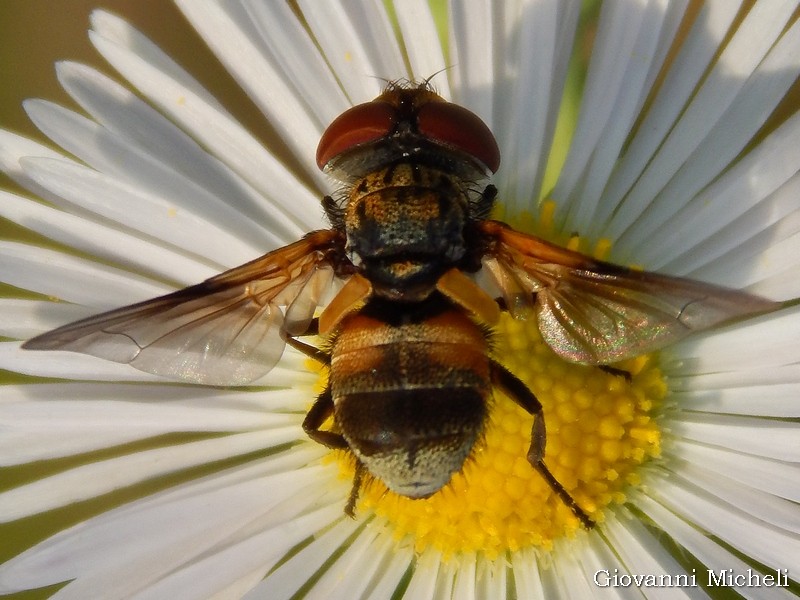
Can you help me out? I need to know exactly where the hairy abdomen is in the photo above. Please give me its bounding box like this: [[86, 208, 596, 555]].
[[330, 301, 490, 497]]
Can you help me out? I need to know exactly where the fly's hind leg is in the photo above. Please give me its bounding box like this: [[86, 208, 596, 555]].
[[283, 319, 339, 446], [490, 361, 595, 529], [302, 385, 364, 518], [302, 385, 346, 449], [284, 318, 342, 448], [290, 328, 365, 518]]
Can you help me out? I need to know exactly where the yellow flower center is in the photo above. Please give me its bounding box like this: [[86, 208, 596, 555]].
[[318, 202, 667, 558]]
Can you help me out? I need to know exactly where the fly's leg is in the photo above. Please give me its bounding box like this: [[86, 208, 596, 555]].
[[290, 327, 364, 518], [283, 317, 329, 363], [599, 364, 632, 382], [344, 461, 366, 518], [490, 361, 595, 528], [302, 384, 364, 518], [302, 385, 346, 449], [283, 317, 338, 445], [285, 321, 342, 448]]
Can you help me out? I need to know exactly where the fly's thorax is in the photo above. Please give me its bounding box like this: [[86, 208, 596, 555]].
[[344, 163, 473, 301], [329, 298, 491, 498]]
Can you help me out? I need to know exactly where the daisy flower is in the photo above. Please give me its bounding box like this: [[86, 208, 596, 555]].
[[2, 1, 799, 598]]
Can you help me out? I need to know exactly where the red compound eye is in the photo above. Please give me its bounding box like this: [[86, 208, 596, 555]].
[[416, 101, 500, 174], [316, 101, 396, 170], [317, 87, 501, 176]]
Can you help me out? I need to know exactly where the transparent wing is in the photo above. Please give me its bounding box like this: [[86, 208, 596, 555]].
[[23, 230, 346, 385], [479, 220, 782, 364]]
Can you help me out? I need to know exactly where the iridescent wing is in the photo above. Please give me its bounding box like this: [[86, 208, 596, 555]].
[[479, 220, 782, 364], [23, 230, 346, 385]]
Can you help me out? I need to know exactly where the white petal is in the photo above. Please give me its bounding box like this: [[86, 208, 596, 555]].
[[544, 540, 596, 598], [0, 242, 168, 306], [1, 380, 305, 412], [597, 0, 741, 230], [474, 558, 509, 600], [553, 0, 663, 212], [0, 429, 307, 521], [732, 226, 800, 300], [493, 0, 580, 214], [248, 515, 363, 600], [88, 9, 232, 109], [673, 461, 799, 528], [2, 341, 312, 388], [299, 524, 394, 600], [401, 548, 441, 599], [604, 0, 798, 246], [0, 190, 215, 285], [55, 61, 299, 246], [0, 458, 339, 597], [361, 539, 414, 600], [670, 369, 800, 418], [132, 500, 345, 600], [394, 0, 448, 87], [667, 304, 800, 374], [241, 1, 351, 121], [578, 538, 629, 600], [602, 509, 700, 600], [451, 553, 478, 600], [562, 0, 690, 234], [634, 491, 796, 600], [296, 0, 406, 101], [21, 106, 263, 266], [666, 172, 800, 284], [0, 385, 303, 465], [0, 129, 66, 200], [647, 471, 799, 572], [0, 299, 94, 340], [168, 1, 341, 197], [202, 573, 268, 600], [510, 549, 545, 598], [433, 559, 458, 599], [89, 10, 325, 226], [666, 412, 799, 461], [630, 108, 800, 272], [1, 341, 163, 382], [448, 0, 495, 119]]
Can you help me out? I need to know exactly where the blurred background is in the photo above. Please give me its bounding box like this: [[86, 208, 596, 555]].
[[0, 0, 288, 243]]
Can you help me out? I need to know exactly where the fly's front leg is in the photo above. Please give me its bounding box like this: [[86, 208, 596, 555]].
[[490, 361, 595, 528]]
